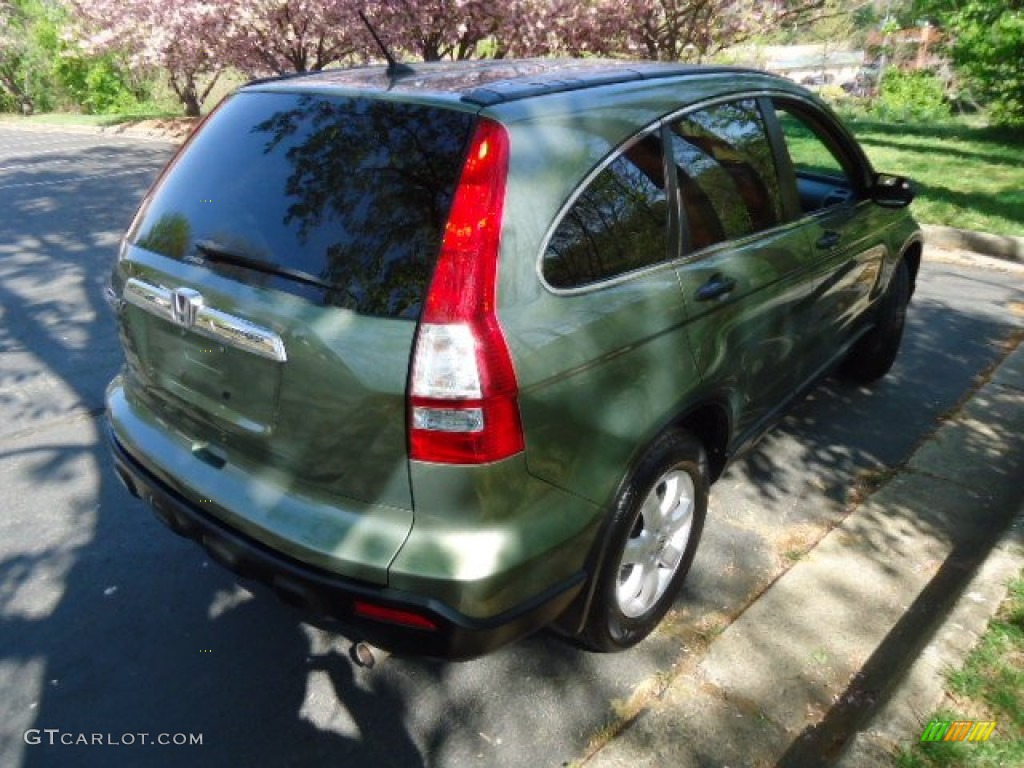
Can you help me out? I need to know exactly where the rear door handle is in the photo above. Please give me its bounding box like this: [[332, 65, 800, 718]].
[[695, 274, 736, 302], [817, 231, 841, 250]]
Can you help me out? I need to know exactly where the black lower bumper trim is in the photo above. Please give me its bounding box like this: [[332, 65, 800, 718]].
[[108, 427, 584, 660]]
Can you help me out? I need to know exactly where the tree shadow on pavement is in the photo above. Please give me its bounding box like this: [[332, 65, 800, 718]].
[[775, 503, 1024, 766], [0, 137, 657, 768]]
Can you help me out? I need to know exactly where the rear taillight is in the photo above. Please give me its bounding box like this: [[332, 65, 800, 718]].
[[409, 119, 524, 464]]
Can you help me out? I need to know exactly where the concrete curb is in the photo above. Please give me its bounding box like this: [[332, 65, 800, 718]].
[[924, 224, 1024, 263], [837, 511, 1024, 766], [584, 342, 1024, 768]]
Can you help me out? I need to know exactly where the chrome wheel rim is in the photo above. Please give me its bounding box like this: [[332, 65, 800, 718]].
[[615, 468, 695, 619]]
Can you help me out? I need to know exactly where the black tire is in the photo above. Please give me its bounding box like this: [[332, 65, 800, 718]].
[[840, 259, 911, 383], [580, 430, 708, 652]]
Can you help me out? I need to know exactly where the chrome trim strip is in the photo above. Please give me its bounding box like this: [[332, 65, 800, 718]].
[[122, 278, 287, 363], [104, 284, 124, 313], [193, 306, 288, 363], [535, 87, 869, 297], [123, 277, 171, 316]]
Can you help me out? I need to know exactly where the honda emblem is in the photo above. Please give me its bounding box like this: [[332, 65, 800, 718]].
[[170, 288, 203, 328]]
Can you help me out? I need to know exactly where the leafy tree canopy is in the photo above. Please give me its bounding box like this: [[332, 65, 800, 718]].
[[915, 0, 1024, 125]]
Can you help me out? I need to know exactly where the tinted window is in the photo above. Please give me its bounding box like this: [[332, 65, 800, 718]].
[[668, 100, 782, 252], [129, 92, 474, 319], [543, 135, 668, 288], [774, 103, 856, 214]]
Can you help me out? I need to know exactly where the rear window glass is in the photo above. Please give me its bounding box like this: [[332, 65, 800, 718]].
[[128, 91, 474, 319]]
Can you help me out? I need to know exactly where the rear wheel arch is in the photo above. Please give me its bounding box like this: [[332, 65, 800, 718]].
[[672, 401, 731, 483], [553, 399, 730, 638], [576, 427, 709, 651]]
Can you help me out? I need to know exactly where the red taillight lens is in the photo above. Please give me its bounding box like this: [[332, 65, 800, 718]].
[[409, 119, 524, 464], [423, 119, 508, 324]]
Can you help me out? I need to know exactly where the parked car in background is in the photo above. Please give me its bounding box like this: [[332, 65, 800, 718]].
[[801, 72, 836, 87], [106, 58, 921, 659]]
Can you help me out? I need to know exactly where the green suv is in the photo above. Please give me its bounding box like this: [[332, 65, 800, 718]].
[[105, 59, 921, 659]]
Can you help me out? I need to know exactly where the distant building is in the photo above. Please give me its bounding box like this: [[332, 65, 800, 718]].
[[726, 44, 866, 89], [866, 24, 943, 71]]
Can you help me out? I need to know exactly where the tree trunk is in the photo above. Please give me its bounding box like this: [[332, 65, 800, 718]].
[[0, 67, 34, 115], [181, 92, 201, 118], [169, 73, 202, 117]]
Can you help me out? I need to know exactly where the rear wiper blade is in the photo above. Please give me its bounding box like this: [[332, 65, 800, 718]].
[[194, 239, 334, 290]]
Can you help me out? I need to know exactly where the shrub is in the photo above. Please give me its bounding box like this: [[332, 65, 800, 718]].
[[872, 69, 950, 122], [54, 53, 148, 114], [818, 83, 850, 104]]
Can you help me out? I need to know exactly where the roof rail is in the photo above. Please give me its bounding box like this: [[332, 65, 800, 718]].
[[461, 64, 766, 106]]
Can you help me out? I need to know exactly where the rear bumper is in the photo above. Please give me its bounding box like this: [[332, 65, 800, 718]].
[[108, 426, 584, 660]]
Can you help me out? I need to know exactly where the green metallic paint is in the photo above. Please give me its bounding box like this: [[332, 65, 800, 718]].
[[108, 380, 410, 584], [394, 455, 600, 617], [674, 224, 820, 442], [110, 244, 419, 583], [116, 246, 416, 511], [508, 268, 698, 509]]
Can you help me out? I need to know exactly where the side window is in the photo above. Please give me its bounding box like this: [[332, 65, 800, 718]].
[[668, 100, 782, 253], [543, 134, 669, 289], [774, 103, 856, 214]]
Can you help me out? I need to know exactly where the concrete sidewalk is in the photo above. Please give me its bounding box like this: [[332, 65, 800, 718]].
[[924, 224, 1024, 263], [584, 327, 1024, 765]]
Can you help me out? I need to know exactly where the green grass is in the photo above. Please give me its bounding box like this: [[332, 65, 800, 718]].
[[0, 112, 119, 126], [844, 116, 1024, 237], [895, 572, 1024, 767], [0, 108, 181, 128]]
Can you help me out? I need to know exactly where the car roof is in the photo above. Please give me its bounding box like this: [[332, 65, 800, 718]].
[[245, 58, 779, 107]]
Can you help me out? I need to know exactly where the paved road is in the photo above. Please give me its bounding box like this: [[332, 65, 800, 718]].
[[1, 125, 1021, 768]]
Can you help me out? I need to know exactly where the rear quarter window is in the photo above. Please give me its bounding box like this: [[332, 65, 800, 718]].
[[542, 134, 669, 289], [129, 91, 474, 319]]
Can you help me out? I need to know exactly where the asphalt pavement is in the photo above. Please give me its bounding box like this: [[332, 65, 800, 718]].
[[1, 123, 1022, 768]]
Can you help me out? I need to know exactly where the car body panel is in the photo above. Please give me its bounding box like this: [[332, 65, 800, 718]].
[[673, 224, 823, 443], [396, 456, 600, 617], [508, 268, 698, 507], [107, 380, 411, 583], [113, 245, 417, 511]]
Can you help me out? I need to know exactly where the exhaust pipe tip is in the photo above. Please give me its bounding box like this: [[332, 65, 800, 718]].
[[351, 641, 390, 669]]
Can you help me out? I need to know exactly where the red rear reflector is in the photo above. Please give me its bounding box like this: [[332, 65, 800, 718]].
[[353, 601, 438, 630]]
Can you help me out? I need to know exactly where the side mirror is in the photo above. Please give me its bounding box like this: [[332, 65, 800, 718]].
[[871, 173, 915, 208]]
